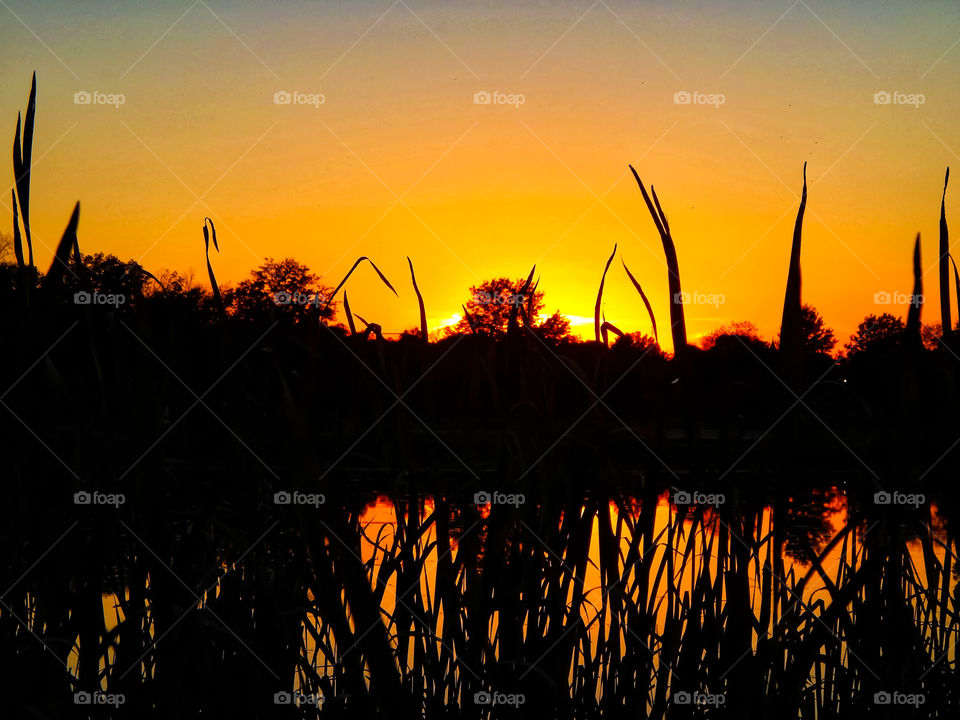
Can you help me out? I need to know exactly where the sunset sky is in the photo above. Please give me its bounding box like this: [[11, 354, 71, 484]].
[[2, 0, 959, 349]]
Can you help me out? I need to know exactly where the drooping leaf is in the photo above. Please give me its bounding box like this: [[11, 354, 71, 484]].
[[622, 258, 658, 345], [354, 313, 383, 341], [407, 257, 428, 342], [323, 257, 398, 311], [595, 244, 617, 343], [138, 266, 164, 291], [600, 319, 625, 347], [202, 217, 224, 316]]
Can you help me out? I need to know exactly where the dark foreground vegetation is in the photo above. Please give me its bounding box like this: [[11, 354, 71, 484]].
[[1, 74, 958, 719]]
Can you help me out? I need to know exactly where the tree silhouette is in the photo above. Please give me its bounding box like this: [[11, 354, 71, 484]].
[[449, 276, 561, 338], [227, 257, 335, 323], [63, 252, 158, 304], [844, 312, 904, 357], [700, 321, 763, 350], [0, 232, 14, 263], [798, 304, 836, 354], [535, 311, 573, 342], [612, 331, 660, 355]]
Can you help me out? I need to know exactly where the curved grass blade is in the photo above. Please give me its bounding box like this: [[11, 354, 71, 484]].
[[601, 320, 624, 342], [407, 257, 428, 342], [595, 244, 617, 343], [600, 313, 625, 348], [12, 73, 36, 267], [323, 257, 398, 311], [629, 165, 687, 354], [779, 162, 807, 366], [45, 202, 80, 286], [138, 266, 164, 291], [949, 253, 960, 334], [13, 77, 37, 267], [202, 217, 223, 316], [343, 291, 357, 335], [940, 167, 951, 338], [12, 189, 23, 268], [17, 75, 36, 266], [622, 258, 658, 344], [354, 313, 384, 341]]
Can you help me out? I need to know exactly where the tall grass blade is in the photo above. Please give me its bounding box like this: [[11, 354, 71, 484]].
[[508, 264, 535, 335], [779, 162, 807, 363], [12, 189, 23, 268], [323, 257, 398, 311], [940, 167, 951, 339], [202, 217, 224, 316], [344, 291, 357, 335], [905, 232, 923, 344], [12, 72, 36, 267], [407, 257, 428, 342], [622, 258, 658, 344], [949, 253, 960, 333], [45, 202, 79, 286], [461, 304, 477, 334], [594, 244, 617, 342], [526, 276, 539, 328], [629, 165, 687, 354]]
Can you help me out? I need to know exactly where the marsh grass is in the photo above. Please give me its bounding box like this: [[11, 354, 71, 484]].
[[3, 74, 960, 719]]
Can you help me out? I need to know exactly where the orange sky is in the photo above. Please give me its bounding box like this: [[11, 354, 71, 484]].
[[2, 0, 959, 350]]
